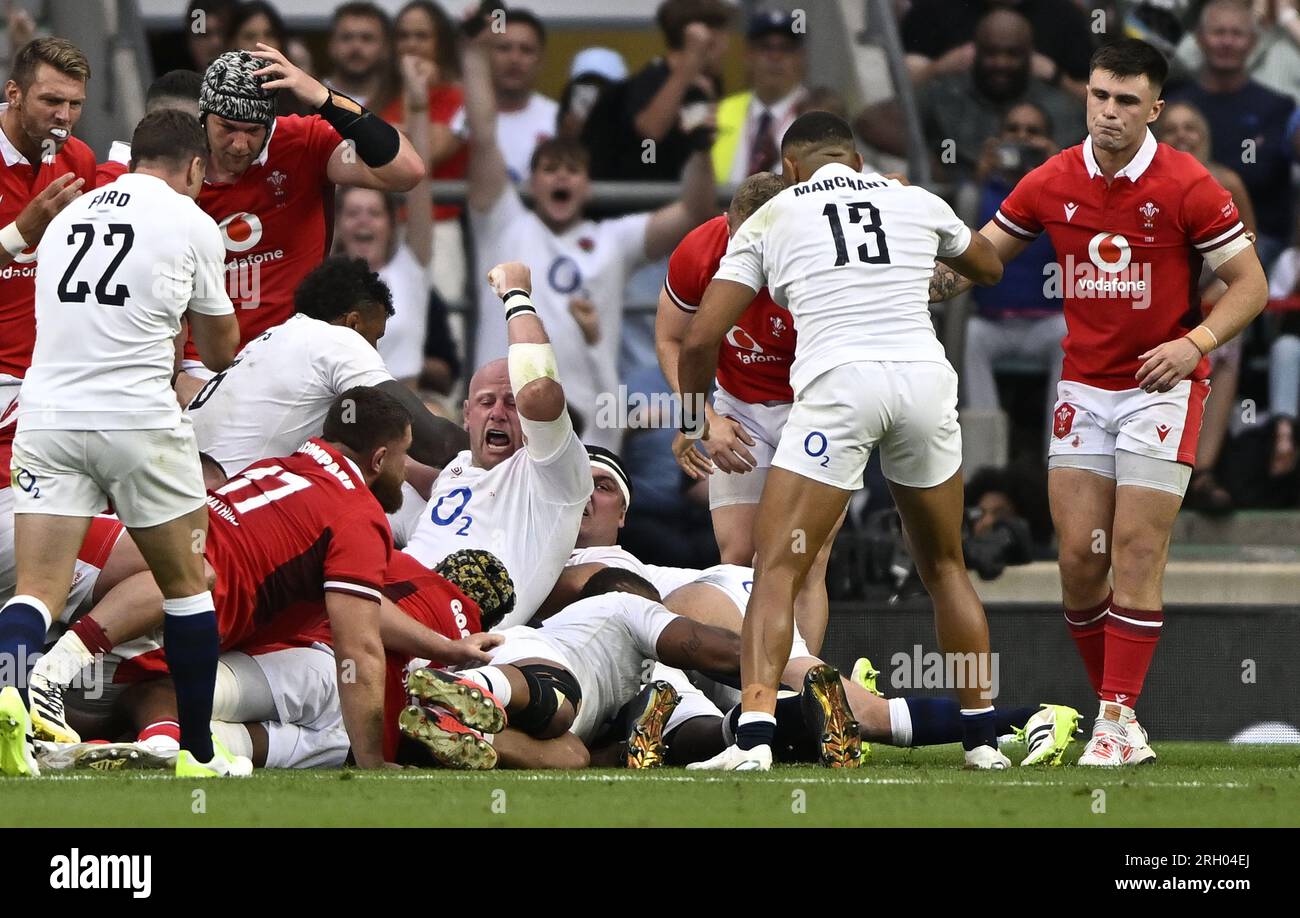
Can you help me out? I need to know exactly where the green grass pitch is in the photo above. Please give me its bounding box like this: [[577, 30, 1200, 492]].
[[4, 743, 1297, 827]]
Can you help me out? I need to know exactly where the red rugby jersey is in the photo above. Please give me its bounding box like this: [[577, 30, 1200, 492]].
[[379, 550, 484, 760], [0, 119, 98, 379], [994, 131, 1246, 390], [187, 114, 341, 362], [202, 436, 392, 649], [665, 214, 795, 403]]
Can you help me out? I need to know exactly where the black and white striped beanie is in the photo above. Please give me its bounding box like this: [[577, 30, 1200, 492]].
[[200, 51, 276, 126]]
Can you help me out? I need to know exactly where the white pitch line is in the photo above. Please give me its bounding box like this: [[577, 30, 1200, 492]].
[[23, 771, 1259, 789]]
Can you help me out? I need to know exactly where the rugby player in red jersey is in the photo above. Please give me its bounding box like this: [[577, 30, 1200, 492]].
[[0, 39, 96, 416], [658, 172, 841, 654], [58, 548, 510, 771], [929, 39, 1269, 766], [27, 388, 493, 770], [172, 46, 423, 406]]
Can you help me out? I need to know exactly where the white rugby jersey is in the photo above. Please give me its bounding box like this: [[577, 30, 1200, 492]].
[[21, 173, 232, 430], [714, 162, 971, 395], [402, 433, 592, 628], [187, 313, 392, 476], [565, 545, 700, 600]]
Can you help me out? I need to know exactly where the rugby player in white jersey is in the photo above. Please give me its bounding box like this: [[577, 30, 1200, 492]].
[[185, 254, 466, 535], [402, 567, 744, 769], [0, 110, 245, 778], [680, 112, 1011, 771], [401, 262, 592, 628]]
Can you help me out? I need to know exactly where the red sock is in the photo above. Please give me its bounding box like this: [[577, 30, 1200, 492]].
[[1064, 592, 1111, 696], [71, 616, 114, 655], [1099, 604, 1163, 706], [138, 720, 180, 744]]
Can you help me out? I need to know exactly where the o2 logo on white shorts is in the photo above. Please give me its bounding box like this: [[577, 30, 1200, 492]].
[[804, 431, 829, 468], [1087, 232, 1132, 274], [217, 212, 264, 253]]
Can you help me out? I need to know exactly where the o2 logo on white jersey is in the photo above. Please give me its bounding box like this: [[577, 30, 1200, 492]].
[[217, 212, 264, 253], [547, 256, 582, 295], [430, 486, 474, 536], [1086, 232, 1132, 274]]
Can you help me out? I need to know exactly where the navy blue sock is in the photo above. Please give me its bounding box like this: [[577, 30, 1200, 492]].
[[960, 707, 998, 752], [735, 711, 776, 751], [905, 698, 1033, 747], [163, 610, 219, 762], [0, 600, 48, 703], [729, 696, 817, 761]]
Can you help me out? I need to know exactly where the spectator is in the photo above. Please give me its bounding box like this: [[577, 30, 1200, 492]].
[[557, 47, 627, 141], [1156, 99, 1260, 512], [857, 8, 1083, 181], [322, 1, 400, 114], [475, 6, 557, 184], [899, 0, 1094, 101], [383, 0, 471, 308], [1265, 214, 1300, 479], [583, 0, 732, 182], [225, 1, 315, 115], [334, 52, 451, 391], [711, 9, 809, 184], [1167, 0, 1298, 267], [1174, 0, 1300, 106], [460, 24, 716, 449], [962, 102, 1064, 428], [185, 0, 238, 72]]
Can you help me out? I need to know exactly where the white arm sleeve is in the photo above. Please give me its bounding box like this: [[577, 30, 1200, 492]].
[[928, 190, 973, 259], [188, 217, 235, 316]]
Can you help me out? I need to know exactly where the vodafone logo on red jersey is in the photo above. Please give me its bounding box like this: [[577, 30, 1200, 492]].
[[1087, 232, 1132, 273], [724, 326, 780, 365], [217, 212, 264, 252]]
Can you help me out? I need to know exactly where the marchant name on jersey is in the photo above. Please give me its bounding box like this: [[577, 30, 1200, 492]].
[[298, 440, 357, 490], [49, 849, 152, 899], [793, 175, 891, 196]]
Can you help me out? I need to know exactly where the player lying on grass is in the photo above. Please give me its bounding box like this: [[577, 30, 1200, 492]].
[[550, 449, 1080, 767], [398, 568, 747, 770], [36, 548, 513, 772], [19, 388, 494, 774], [398, 262, 593, 627]]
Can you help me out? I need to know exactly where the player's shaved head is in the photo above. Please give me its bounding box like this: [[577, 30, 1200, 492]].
[[728, 171, 784, 232], [779, 111, 863, 185], [464, 358, 524, 470]]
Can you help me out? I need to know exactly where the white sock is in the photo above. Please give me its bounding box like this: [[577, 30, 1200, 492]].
[[33, 632, 94, 686], [460, 666, 512, 706], [1096, 700, 1135, 730], [888, 696, 913, 746]]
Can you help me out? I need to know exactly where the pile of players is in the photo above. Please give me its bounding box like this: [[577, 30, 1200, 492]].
[[0, 31, 1266, 776]]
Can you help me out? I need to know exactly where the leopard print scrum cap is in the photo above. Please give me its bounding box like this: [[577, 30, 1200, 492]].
[[200, 50, 276, 126], [435, 549, 516, 625]]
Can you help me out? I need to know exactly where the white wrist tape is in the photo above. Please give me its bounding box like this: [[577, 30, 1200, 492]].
[[0, 221, 28, 257], [508, 342, 559, 393]]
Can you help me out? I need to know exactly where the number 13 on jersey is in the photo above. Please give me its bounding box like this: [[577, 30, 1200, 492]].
[[822, 201, 891, 267]]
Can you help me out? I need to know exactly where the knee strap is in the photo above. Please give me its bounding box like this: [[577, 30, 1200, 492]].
[[513, 664, 582, 734]]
